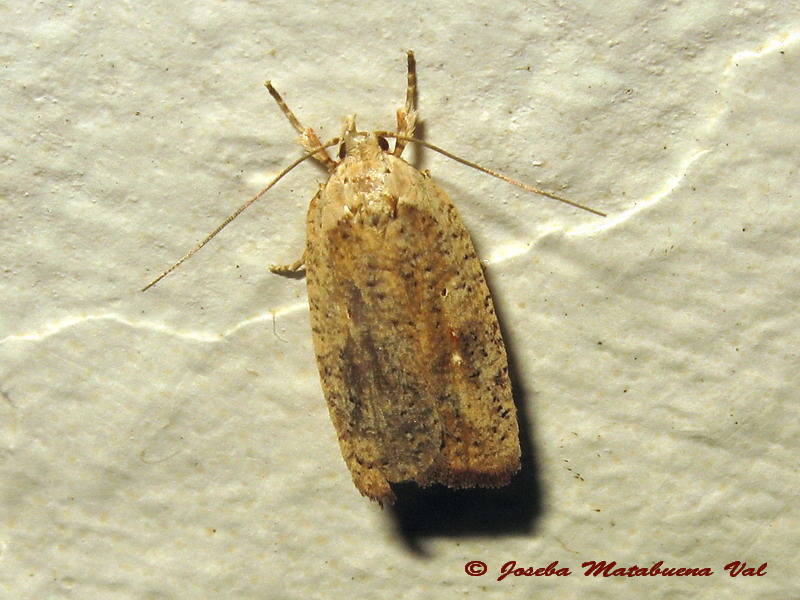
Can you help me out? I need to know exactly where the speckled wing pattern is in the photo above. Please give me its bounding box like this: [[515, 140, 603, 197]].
[[304, 152, 520, 505]]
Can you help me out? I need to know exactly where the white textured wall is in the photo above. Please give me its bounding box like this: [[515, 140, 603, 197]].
[[2, 1, 799, 598]]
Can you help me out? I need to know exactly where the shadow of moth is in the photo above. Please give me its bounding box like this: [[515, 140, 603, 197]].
[[145, 52, 604, 506]]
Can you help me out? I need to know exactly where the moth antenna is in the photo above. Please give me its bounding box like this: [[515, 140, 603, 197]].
[[380, 133, 606, 217], [142, 139, 340, 292]]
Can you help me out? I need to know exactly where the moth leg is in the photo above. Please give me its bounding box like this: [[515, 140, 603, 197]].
[[269, 253, 306, 277], [265, 82, 337, 170], [393, 50, 417, 157]]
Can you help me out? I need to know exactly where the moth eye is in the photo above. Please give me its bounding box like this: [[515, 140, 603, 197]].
[[338, 144, 347, 159], [377, 136, 389, 151]]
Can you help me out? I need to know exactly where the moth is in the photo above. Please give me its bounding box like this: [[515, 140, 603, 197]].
[[144, 52, 603, 505]]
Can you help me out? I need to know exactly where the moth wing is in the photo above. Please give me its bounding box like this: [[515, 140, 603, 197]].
[[406, 172, 521, 490], [305, 163, 520, 504]]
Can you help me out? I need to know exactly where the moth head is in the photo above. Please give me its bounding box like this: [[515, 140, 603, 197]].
[[338, 116, 390, 162]]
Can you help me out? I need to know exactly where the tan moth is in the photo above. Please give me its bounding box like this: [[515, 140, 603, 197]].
[[145, 52, 604, 505]]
